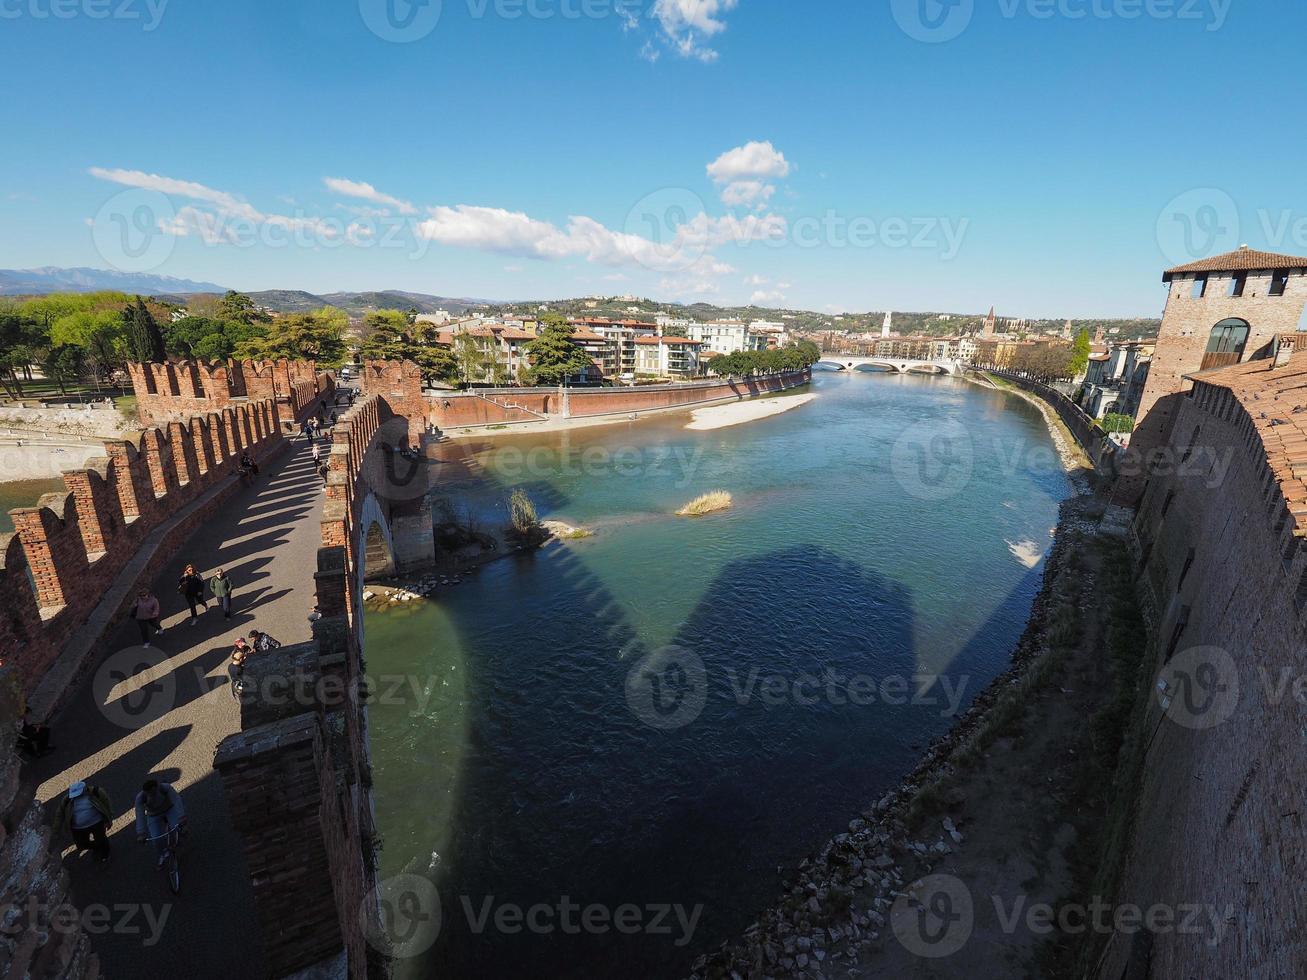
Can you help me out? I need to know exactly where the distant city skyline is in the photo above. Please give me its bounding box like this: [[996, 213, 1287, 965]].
[[2, 1, 1304, 318]]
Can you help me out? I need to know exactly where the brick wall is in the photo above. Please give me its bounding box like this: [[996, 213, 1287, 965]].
[[1, 397, 285, 703], [129, 359, 333, 430], [1098, 359, 1307, 977], [0, 667, 98, 979], [214, 547, 379, 977]]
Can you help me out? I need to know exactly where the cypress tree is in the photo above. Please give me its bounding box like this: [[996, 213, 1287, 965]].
[[125, 296, 166, 363]]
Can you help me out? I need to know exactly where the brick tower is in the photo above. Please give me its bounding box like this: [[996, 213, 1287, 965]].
[[1117, 246, 1307, 503]]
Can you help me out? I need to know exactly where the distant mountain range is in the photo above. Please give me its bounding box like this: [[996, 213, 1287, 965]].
[[0, 266, 228, 296], [0, 267, 492, 318]]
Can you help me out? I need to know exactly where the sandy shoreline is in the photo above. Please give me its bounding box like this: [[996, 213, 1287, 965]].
[[683, 392, 816, 431]]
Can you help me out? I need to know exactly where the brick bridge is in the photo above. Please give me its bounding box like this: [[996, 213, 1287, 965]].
[[0, 356, 808, 977], [0, 357, 434, 978]]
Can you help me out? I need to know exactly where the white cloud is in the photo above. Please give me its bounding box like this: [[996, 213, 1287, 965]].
[[751, 289, 786, 306], [707, 141, 791, 184], [90, 166, 339, 242], [720, 179, 775, 208], [323, 177, 416, 215], [650, 0, 739, 62], [708, 142, 792, 209], [744, 273, 768, 286], [416, 204, 783, 276]]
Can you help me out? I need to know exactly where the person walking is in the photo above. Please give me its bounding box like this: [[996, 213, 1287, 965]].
[[130, 589, 163, 647], [59, 780, 112, 861], [311, 442, 322, 466], [177, 564, 206, 625], [209, 568, 234, 619]]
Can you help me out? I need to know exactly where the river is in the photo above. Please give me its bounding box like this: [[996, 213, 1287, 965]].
[[365, 370, 1069, 978]]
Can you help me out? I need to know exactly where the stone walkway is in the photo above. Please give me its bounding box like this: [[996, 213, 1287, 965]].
[[30, 437, 325, 977]]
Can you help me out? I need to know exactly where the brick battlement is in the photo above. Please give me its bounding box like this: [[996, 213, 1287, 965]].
[[1101, 350, 1307, 978], [0, 397, 284, 699], [128, 358, 334, 428]]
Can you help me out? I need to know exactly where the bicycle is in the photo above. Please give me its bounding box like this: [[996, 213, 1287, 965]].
[[143, 820, 185, 894]]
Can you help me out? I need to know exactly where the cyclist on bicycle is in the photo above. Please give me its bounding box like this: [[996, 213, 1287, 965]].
[[134, 779, 186, 867]]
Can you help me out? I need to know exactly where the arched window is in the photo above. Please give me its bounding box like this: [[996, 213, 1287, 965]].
[[1201, 318, 1250, 370]]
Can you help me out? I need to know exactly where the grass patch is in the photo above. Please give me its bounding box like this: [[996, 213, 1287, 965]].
[[676, 490, 733, 517]]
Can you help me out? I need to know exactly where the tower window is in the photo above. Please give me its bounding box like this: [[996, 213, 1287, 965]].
[[1200, 318, 1250, 370], [1191, 275, 1208, 298], [1229, 273, 1247, 297], [1270, 271, 1290, 296]]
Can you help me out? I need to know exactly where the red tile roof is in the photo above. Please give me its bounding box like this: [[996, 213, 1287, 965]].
[[1163, 246, 1307, 280], [1192, 350, 1307, 540]]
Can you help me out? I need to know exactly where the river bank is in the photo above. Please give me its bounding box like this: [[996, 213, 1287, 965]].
[[691, 493, 1149, 978], [684, 393, 817, 431]]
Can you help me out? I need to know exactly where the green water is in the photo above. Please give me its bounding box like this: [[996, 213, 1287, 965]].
[[0, 479, 65, 534], [365, 371, 1069, 977]]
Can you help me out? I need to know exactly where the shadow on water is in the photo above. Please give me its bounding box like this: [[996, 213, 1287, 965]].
[[392, 543, 934, 979]]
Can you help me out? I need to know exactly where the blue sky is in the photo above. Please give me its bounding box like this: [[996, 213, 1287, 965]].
[[1, 0, 1303, 317]]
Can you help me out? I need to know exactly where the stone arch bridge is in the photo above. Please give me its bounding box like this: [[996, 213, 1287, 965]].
[[816, 356, 965, 376]]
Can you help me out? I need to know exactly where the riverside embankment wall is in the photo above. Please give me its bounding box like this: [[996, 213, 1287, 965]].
[[1096, 355, 1307, 978], [417, 369, 812, 430], [985, 369, 1114, 468]]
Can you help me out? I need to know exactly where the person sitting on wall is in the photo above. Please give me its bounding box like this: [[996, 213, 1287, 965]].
[[228, 638, 251, 699], [15, 711, 51, 757], [248, 629, 281, 652], [238, 451, 259, 478]]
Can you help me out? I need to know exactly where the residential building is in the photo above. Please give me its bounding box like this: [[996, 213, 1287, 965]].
[[633, 336, 701, 379]]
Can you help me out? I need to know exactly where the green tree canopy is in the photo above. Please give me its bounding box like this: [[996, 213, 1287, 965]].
[[233, 308, 346, 366], [522, 315, 593, 386], [358, 310, 457, 385], [1069, 328, 1091, 378], [125, 296, 166, 364]]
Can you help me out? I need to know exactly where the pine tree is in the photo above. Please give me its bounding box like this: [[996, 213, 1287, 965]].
[[125, 297, 166, 363]]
